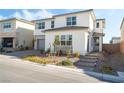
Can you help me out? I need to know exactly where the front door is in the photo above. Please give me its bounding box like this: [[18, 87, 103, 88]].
[[93, 37, 99, 52]]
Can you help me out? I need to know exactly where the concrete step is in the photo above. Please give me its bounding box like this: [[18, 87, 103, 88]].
[[76, 61, 95, 67], [80, 59, 97, 63], [86, 53, 99, 57], [81, 56, 98, 59]]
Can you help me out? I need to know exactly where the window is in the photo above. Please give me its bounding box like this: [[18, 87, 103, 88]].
[[51, 21, 54, 28], [96, 22, 99, 28], [66, 16, 76, 26], [37, 22, 45, 29], [3, 23, 11, 29], [60, 35, 72, 46]]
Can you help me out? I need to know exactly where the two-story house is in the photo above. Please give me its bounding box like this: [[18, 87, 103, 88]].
[[34, 9, 105, 55], [120, 17, 124, 53], [0, 18, 35, 51]]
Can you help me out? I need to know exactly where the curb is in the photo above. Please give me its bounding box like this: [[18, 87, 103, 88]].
[[7, 56, 124, 83]]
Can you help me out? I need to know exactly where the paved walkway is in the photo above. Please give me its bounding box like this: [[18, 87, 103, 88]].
[[0, 54, 106, 83]]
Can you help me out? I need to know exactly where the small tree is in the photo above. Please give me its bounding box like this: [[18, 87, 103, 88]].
[[53, 35, 60, 56]]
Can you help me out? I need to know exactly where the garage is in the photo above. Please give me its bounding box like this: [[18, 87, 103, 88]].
[[37, 39, 45, 50]]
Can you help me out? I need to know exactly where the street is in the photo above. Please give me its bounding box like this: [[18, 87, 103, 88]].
[[0, 54, 106, 83]]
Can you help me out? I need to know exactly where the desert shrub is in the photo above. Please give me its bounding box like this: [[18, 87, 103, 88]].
[[25, 46, 29, 50], [56, 50, 63, 56], [23, 56, 50, 65], [45, 48, 50, 54], [100, 65, 113, 74], [57, 59, 73, 66], [74, 52, 80, 58]]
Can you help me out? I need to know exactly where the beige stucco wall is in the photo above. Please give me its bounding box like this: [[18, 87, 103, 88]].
[[45, 28, 89, 55], [16, 28, 33, 48]]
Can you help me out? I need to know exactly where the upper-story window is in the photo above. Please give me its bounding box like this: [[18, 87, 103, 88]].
[[51, 21, 54, 28], [3, 23, 11, 29], [96, 22, 99, 28], [66, 16, 76, 26], [37, 22, 45, 29]]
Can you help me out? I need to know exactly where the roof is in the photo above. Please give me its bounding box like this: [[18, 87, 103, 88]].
[[32, 9, 94, 22], [0, 18, 34, 25], [44, 26, 88, 32], [112, 37, 120, 39], [53, 9, 93, 17], [120, 17, 124, 29], [96, 19, 105, 21]]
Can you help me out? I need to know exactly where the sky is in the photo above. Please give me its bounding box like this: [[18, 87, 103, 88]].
[[0, 9, 123, 43]]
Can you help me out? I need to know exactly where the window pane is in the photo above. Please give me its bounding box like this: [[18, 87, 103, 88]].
[[72, 17, 76, 21], [72, 21, 76, 25], [51, 21, 54, 28], [67, 17, 71, 22], [67, 22, 71, 26], [96, 22, 99, 28], [67, 41, 72, 45], [37, 22, 45, 29], [61, 35, 65, 41], [69, 35, 72, 40], [61, 41, 66, 45]]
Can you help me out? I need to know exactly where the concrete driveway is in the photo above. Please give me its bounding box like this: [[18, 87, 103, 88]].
[[0, 54, 106, 83]]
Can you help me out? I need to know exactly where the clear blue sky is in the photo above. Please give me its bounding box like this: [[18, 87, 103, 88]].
[[0, 9, 123, 43]]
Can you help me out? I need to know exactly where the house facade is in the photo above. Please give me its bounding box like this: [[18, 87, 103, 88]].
[[34, 9, 105, 55], [120, 17, 124, 53], [0, 18, 34, 51], [110, 37, 120, 44]]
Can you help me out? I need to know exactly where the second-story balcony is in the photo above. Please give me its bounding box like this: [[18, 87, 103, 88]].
[[94, 28, 103, 33]]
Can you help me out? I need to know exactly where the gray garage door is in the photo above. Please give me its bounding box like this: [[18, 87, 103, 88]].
[[37, 39, 45, 50]]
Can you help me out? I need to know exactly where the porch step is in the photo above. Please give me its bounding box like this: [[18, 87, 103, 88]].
[[75, 61, 96, 67], [81, 55, 98, 60], [80, 59, 97, 63]]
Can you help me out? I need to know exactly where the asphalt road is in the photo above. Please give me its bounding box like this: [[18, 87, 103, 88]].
[[0, 54, 106, 83]]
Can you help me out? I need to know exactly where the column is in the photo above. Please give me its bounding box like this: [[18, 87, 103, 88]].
[[99, 36, 102, 52]]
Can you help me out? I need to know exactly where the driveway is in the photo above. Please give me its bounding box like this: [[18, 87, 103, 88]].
[[0, 54, 107, 83]]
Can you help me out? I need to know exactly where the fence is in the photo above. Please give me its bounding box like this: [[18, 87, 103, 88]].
[[103, 43, 120, 54]]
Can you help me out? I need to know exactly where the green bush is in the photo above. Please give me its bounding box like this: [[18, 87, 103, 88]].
[[40, 49, 45, 54], [74, 52, 80, 58], [57, 59, 73, 66]]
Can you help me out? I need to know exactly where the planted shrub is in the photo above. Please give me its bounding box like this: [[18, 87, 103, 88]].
[[23, 56, 50, 65], [74, 52, 80, 58], [66, 49, 71, 58], [57, 59, 73, 66], [100, 65, 113, 74], [45, 48, 50, 54], [40, 49, 45, 54]]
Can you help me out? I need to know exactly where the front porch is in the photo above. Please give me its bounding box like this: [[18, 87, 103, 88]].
[[92, 32, 104, 52]]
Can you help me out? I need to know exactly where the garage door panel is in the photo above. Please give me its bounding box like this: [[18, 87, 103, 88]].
[[37, 39, 45, 50]]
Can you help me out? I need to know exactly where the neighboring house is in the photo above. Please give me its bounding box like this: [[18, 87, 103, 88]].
[[120, 17, 124, 53], [110, 37, 120, 44], [33, 9, 105, 55], [0, 18, 35, 51]]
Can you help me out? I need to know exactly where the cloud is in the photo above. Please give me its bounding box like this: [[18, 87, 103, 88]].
[[0, 15, 6, 19], [12, 9, 53, 20]]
